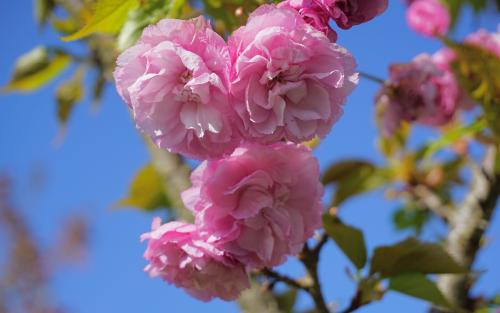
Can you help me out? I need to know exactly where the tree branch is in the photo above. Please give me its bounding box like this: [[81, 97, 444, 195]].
[[145, 138, 193, 222], [339, 289, 364, 313], [433, 146, 500, 312], [300, 244, 331, 313], [411, 185, 452, 221], [359, 71, 385, 85], [312, 232, 329, 255], [259, 268, 310, 291]]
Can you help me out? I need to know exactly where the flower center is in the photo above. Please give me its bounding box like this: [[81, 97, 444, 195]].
[[266, 74, 285, 90], [177, 88, 202, 104], [179, 70, 193, 84], [175, 69, 202, 104]]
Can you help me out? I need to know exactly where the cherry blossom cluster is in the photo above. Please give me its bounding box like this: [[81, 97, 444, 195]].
[[376, 22, 500, 136], [114, 1, 387, 301], [406, 0, 450, 37]]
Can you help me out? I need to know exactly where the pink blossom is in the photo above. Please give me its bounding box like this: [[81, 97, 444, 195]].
[[141, 218, 250, 301], [406, 0, 450, 37], [465, 25, 500, 58], [114, 17, 240, 160], [182, 142, 324, 269], [432, 48, 474, 109], [324, 0, 389, 29], [228, 5, 358, 144], [278, 0, 388, 41], [278, 0, 335, 41], [376, 54, 461, 136]]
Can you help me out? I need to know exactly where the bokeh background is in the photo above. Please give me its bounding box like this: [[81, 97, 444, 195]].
[[1, 1, 499, 312]]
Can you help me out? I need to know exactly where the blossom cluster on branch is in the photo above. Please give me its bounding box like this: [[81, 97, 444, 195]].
[[114, 1, 387, 302], [376, 14, 500, 136]]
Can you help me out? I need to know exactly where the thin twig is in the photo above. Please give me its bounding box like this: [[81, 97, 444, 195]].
[[312, 233, 329, 255], [359, 71, 385, 85], [411, 185, 452, 221], [259, 268, 309, 291], [338, 290, 363, 313]]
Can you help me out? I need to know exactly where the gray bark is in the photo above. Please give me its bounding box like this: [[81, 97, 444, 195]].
[[434, 147, 500, 312]]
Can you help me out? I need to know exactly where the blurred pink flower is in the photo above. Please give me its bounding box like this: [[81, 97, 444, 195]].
[[182, 142, 324, 269], [376, 54, 462, 135], [429, 25, 500, 109], [406, 0, 450, 37], [432, 48, 474, 109], [229, 5, 358, 144], [432, 26, 500, 66], [141, 218, 250, 301], [114, 16, 241, 160], [465, 25, 500, 58], [278, 0, 388, 41]]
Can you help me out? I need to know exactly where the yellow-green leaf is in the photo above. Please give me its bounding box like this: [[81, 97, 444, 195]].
[[446, 40, 500, 137], [52, 17, 80, 35], [56, 68, 84, 125], [389, 273, 451, 309], [421, 119, 487, 160], [34, 0, 55, 26], [323, 215, 367, 269], [62, 0, 139, 41], [116, 164, 172, 212], [3, 47, 71, 92], [117, 0, 171, 51], [167, 0, 186, 18]]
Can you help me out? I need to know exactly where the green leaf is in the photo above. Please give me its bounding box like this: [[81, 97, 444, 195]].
[[3, 46, 71, 92], [117, 0, 167, 51], [370, 238, 467, 277], [63, 0, 139, 41], [389, 273, 451, 308], [323, 215, 367, 269], [392, 206, 429, 234], [322, 160, 374, 184], [117, 0, 188, 51], [275, 289, 297, 313], [358, 277, 385, 305], [116, 164, 172, 212], [34, 0, 55, 26], [491, 294, 500, 305], [56, 68, 84, 125], [91, 71, 106, 106], [322, 160, 388, 206], [421, 119, 487, 160], [442, 0, 492, 27]]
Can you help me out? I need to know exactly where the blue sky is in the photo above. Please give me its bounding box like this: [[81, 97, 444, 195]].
[[0, 1, 499, 313]]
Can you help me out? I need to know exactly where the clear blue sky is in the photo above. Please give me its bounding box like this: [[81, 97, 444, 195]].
[[0, 1, 498, 312]]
